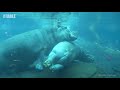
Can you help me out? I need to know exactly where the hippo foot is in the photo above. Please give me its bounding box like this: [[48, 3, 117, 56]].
[[50, 64, 64, 72], [35, 64, 43, 71]]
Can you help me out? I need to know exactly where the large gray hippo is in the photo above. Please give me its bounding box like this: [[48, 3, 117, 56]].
[[0, 26, 77, 74], [43, 41, 94, 72]]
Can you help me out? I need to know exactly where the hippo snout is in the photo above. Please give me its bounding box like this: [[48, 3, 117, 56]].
[[72, 35, 77, 40], [70, 33, 77, 41]]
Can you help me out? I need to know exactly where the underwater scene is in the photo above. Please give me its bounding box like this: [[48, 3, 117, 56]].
[[0, 12, 120, 78]]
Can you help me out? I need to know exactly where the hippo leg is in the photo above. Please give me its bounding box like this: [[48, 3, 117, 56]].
[[49, 64, 64, 72], [58, 51, 71, 64], [35, 62, 43, 71], [30, 53, 45, 71], [30, 59, 43, 71]]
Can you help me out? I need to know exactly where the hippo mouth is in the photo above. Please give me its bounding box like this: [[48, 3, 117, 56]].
[[70, 34, 77, 41]]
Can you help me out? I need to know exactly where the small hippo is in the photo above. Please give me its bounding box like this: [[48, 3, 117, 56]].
[[43, 41, 81, 72], [43, 41, 94, 72]]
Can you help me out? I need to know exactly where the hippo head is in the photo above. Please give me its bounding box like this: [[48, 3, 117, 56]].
[[57, 26, 77, 42]]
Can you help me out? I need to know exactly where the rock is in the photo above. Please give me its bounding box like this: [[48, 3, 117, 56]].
[[14, 68, 58, 78], [58, 61, 97, 78], [0, 62, 97, 78], [112, 65, 120, 72], [1, 68, 58, 78]]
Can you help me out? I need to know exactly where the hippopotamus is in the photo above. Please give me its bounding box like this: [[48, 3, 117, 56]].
[[0, 26, 77, 74], [43, 41, 94, 72], [43, 41, 79, 72]]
